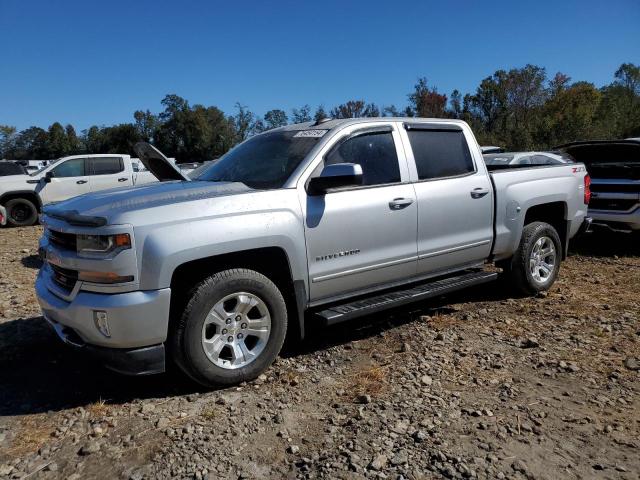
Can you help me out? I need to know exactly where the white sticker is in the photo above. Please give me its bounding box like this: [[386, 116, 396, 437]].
[[293, 130, 328, 138]]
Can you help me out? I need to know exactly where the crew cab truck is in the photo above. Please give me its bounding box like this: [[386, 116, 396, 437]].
[[0, 154, 157, 227], [35, 118, 591, 387]]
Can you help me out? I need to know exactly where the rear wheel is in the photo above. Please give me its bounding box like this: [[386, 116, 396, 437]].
[[5, 198, 38, 227], [171, 268, 287, 387], [503, 221, 561, 295]]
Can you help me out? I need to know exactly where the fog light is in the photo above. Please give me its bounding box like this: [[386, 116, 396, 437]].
[[93, 310, 111, 338]]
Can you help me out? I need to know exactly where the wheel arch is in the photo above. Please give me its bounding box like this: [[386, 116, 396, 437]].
[[169, 247, 307, 341], [522, 201, 568, 258], [0, 190, 43, 212]]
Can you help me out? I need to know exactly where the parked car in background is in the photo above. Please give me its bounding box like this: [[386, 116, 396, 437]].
[[480, 146, 504, 154], [555, 139, 640, 233], [0, 154, 158, 227], [36, 118, 590, 386], [483, 151, 574, 168], [0, 161, 28, 177]]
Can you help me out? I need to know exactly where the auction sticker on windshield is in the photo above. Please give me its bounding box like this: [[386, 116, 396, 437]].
[[293, 130, 328, 138]]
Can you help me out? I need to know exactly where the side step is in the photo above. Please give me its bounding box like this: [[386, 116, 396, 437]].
[[314, 270, 498, 326]]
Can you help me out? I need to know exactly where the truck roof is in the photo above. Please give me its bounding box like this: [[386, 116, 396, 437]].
[[274, 117, 468, 132]]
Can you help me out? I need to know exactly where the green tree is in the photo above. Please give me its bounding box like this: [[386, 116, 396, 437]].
[[449, 90, 462, 118], [263, 109, 288, 130], [10, 127, 48, 159], [330, 100, 380, 118], [314, 105, 328, 122], [65, 124, 81, 153], [233, 103, 257, 142], [408, 78, 448, 118], [133, 109, 158, 141], [46, 122, 70, 158], [0, 125, 17, 158], [538, 81, 601, 146], [291, 105, 312, 123]]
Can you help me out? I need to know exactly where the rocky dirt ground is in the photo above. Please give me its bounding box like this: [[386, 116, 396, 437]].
[[0, 226, 638, 480]]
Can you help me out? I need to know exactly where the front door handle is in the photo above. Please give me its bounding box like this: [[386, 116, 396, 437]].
[[118, 178, 127, 182], [470, 188, 490, 199], [76, 180, 88, 185], [389, 198, 414, 210]]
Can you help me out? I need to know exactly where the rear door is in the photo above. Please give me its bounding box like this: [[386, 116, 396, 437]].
[[88, 156, 130, 192], [400, 123, 493, 275], [39, 157, 90, 203], [301, 123, 418, 302]]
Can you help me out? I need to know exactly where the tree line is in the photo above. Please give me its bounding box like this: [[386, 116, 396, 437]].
[[1, 63, 638, 163]]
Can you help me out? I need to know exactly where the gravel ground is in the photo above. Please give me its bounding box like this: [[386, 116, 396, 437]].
[[0, 226, 638, 480]]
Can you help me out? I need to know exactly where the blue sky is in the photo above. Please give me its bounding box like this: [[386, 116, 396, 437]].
[[1, 0, 639, 131]]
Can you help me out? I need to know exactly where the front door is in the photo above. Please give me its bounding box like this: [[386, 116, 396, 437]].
[[39, 157, 90, 204], [302, 124, 418, 302]]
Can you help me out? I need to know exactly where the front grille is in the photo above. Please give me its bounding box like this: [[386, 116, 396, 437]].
[[50, 264, 78, 290], [589, 198, 639, 211], [47, 229, 77, 251], [591, 183, 640, 193]]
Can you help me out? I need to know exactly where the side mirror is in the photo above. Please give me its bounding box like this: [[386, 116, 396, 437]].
[[308, 163, 363, 195], [43, 171, 54, 183]]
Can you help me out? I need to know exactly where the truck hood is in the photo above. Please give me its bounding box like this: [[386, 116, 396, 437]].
[[555, 140, 640, 180], [0, 174, 38, 192], [133, 142, 190, 182], [43, 180, 251, 226]]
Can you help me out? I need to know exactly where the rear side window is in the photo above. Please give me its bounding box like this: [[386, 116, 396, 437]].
[[90, 157, 124, 175], [325, 131, 400, 186], [408, 130, 475, 180], [52, 158, 86, 177]]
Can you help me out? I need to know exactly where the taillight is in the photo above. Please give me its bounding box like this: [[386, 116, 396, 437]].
[[584, 174, 591, 205]]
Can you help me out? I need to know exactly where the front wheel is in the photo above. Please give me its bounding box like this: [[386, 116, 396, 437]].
[[503, 221, 562, 295], [5, 198, 38, 227], [171, 268, 288, 387]]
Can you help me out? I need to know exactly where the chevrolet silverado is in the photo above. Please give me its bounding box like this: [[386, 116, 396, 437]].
[[35, 118, 591, 387]]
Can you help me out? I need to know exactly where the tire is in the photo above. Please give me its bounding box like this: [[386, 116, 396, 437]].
[[5, 198, 38, 227], [503, 221, 562, 295], [171, 268, 288, 387]]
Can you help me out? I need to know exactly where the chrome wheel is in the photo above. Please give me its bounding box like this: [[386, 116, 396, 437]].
[[529, 236, 556, 284], [201, 292, 271, 370]]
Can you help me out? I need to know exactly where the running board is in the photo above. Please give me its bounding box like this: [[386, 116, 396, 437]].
[[314, 270, 498, 326]]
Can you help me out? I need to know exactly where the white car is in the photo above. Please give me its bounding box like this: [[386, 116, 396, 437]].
[[0, 154, 159, 227], [483, 151, 574, 167]]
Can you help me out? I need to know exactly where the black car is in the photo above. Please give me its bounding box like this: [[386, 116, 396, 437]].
[[0, 161, 27, 176]]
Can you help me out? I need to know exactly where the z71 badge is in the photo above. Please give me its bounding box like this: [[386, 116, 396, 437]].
[[316, 249, 360, 262]]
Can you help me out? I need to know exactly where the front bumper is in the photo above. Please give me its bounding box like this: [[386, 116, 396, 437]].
[[36, 268, 171, 375]]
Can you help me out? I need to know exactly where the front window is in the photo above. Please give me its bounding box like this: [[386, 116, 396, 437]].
[[52, 158, 86, 177], [324, 131, 400, 186], [195, 130, 325, 189]]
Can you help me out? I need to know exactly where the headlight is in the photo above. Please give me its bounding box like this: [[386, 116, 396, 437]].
[[76, 233, 131, 256]]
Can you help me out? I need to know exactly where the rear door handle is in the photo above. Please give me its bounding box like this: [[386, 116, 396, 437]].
[[76, 180, 88, 185], [470, 188, 490, 199], [118, 178, 127, 182], [389, 198, 414, 210]]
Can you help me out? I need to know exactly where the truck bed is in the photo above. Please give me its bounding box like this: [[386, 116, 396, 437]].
[[488, 163, 588, 261]]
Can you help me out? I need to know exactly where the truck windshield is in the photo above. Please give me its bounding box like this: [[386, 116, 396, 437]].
[[195, 130, 324, 189], [30, 158, 62, 176]]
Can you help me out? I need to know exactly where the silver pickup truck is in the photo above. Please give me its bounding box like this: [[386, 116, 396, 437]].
[[35, 118, 591, 387]]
